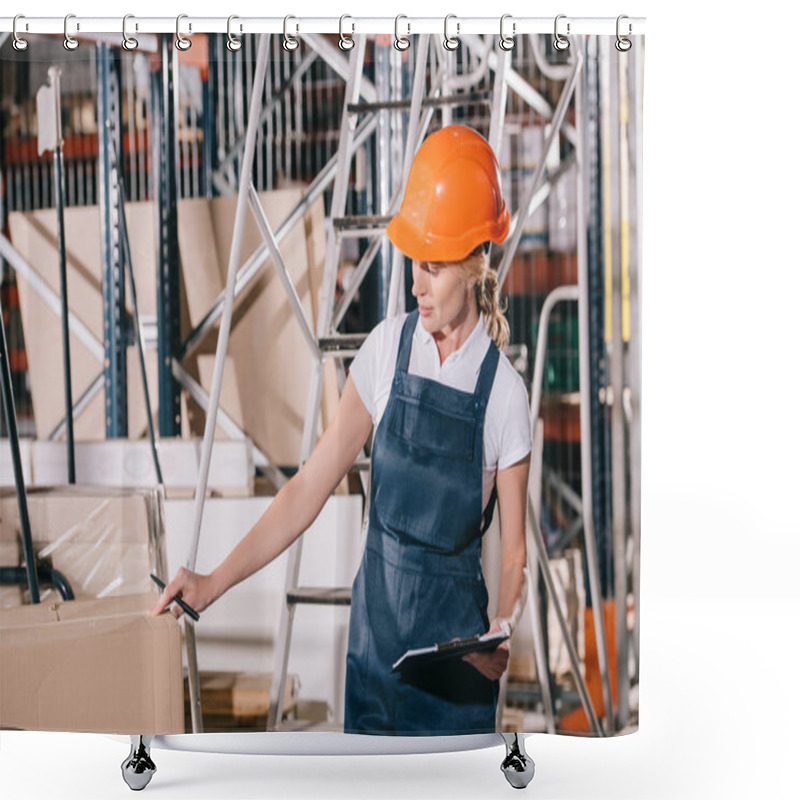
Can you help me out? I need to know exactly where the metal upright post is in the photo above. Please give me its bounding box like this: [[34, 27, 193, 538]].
[[576, 35, 615, 731], [152, 34, 182, 438], [51, 71, 75, 481], [629, 36, 644, 690], [182, 33, 272, 735], [375, 37, 392, 319], [0, 291, 39, 603], [487, 46, 509, 157], [608, 38, 630, 730], [37, 66, 75, 480], [97, 43, 128, 438], [202, 45, 218, 198]]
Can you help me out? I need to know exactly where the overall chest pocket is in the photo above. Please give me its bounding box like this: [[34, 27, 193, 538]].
[[387, 394, 477, 462]]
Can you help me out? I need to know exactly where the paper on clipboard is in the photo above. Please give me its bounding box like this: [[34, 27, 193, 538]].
[[391, 631, 509, 673]]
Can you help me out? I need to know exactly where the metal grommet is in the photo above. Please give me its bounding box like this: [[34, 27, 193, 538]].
[[227, 15, 242, 52], [499, 13, 515, 51], [339, 15, 355, 51], [175, 14, 192, 51], [63, 14, 79, 51], [394, 15, 410, 51], [553, 14, 570, 51], [283, 15, 299, 52], [12, 15, 29, 51], [443, 13, 460, 51], [122, 15, 138, 50], [616, 15, 632, 52]]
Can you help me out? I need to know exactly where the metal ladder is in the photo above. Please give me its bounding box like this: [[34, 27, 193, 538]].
[[263, 32, 514, 729]]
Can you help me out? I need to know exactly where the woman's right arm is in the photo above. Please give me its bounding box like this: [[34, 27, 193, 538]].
[[147, 374, 373, 619]]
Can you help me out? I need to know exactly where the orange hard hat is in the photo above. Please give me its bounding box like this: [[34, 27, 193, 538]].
[[387, 125, 510, 262]]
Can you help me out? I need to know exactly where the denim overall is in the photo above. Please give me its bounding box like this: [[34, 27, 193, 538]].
[[344, 309, 500, 735]]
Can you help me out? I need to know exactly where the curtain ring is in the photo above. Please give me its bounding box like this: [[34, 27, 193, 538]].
[[394, 15, 410, 51], [616, 15, 632, 52], [227, 15, 242, 52], [175, 14, 192, 51], [499, 14, 515, 51], [63, 14, 79, 51], [553, 14, 570, 51], [12, 15, 29, 52], [443, 14, 460, 51], [283, 15, 299, 51], [122, 15, 138, 51], [339, 15, 355, 51]]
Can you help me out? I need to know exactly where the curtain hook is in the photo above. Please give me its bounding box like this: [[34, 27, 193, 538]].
[[499, 14, 515, 51], [394, 15, 411, 51], [12, 15, 29, 51], [283, 15, 299, 51], [443, 13, 460, 51], [227, 15, 242, 52], [175, 14, 192, 51], [553, 14, 570, 51], [339, 15, 355, 51], [122, 15, 138, 51], [616, 15, 632, 52], [63, 14, 79, 51]]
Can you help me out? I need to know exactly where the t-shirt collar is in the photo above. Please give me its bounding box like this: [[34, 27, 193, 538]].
[[413, 309, 487, 364]]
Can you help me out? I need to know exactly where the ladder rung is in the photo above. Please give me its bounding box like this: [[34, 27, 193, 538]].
[[287, 587, 352, 606], [318, 333, 368, 352], [350, 458, 370, 473], [332, 215, 391, 239], [347, 90, 492, 115]]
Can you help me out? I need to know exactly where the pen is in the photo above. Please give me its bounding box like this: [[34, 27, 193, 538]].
[[150, 573, 200, 621]]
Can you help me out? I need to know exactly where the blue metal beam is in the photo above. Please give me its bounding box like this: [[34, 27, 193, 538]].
[[153, 34, 182, 437], [97, 43, 128, 438]]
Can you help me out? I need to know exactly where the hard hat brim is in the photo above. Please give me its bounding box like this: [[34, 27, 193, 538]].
[[387, 208, 510, 263]]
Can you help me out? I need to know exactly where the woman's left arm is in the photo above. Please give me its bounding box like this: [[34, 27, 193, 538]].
[[463, 453, 530, 681]]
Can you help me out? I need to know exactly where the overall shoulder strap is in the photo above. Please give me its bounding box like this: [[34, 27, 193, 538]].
[[394, 309, 419, 373], [474, 340, 500, 405]]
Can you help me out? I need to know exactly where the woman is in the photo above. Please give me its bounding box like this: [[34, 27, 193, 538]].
[[148, 125, 531, 737]]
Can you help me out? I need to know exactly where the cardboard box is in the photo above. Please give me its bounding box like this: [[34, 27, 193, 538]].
[[0, 592, 183, 733], [0, 485, 167, 607], [183, 670, 298, 724]]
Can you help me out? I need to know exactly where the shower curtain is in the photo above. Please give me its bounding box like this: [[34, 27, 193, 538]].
[[0, 22, 644, 743]]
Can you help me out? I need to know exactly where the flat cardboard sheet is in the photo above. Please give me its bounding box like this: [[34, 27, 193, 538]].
[[9, 191, 341, 478]]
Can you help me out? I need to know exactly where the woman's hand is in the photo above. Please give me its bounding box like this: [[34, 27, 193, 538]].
[[462, 619, 510, 681], [147, 566, 217, 620]]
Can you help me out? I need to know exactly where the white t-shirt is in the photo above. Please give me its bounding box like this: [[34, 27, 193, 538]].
[[349, 312, 532, 512]]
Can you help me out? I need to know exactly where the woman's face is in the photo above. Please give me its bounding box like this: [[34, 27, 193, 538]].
[[411, 260, 474, 336]]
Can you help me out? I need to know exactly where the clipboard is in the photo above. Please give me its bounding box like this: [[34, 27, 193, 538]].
[[391, 631, 509, 673]]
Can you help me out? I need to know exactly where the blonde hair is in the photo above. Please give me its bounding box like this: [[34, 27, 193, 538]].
[[457, 245, 510, 349]]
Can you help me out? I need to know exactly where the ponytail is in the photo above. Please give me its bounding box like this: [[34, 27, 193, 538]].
[[474, 267, 510, 350]]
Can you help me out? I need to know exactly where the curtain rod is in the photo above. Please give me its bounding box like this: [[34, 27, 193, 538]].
[[0, 16, 646, 37]]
